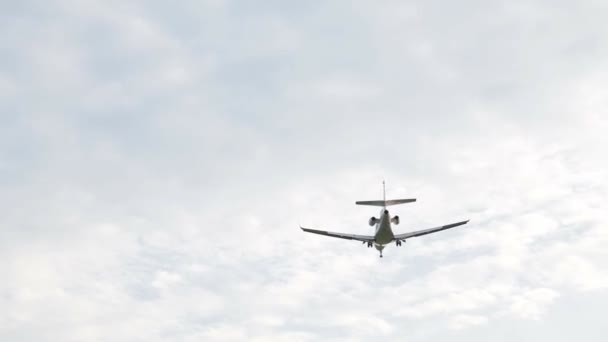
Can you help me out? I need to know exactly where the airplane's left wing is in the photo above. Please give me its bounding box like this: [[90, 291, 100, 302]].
[[300, 226, 375, 242], [394, 220, 469, 240]]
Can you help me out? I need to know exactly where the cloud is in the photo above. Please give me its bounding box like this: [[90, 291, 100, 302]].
[[449, 314, 489, 330], [1, 0, 608, 341], [508, 288, 560, 320]]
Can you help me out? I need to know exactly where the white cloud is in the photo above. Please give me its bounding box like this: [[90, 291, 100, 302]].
[[151, 270, 183, 290], [1, 0, 608, 341], [449, 314, 489, 330], [508, 288, 560, 320]]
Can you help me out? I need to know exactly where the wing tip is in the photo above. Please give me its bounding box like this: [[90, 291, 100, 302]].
[[300, 226, 317, 233]]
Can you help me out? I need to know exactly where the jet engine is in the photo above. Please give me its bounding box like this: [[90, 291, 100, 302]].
[[391, 215, 400, 225], [368, 217, 378, 226]]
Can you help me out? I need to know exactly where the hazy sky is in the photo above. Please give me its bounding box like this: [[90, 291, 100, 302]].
[[1, 0, 608, 341]]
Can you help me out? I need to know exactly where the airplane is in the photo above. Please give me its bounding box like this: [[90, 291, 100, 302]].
[[300, 181, 469, 257]]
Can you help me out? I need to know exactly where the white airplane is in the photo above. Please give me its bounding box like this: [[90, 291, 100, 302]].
[[300, 182, 469, 257]]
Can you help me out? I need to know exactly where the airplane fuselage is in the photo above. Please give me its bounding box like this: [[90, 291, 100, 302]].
[[374, 209, 395, 252]]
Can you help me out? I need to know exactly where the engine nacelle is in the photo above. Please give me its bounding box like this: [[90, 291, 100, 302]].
[[391, 215, 400, 225], [369, 217, 378, 226]]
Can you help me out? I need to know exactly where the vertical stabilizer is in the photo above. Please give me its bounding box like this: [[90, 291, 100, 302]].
[[382, 179, 386, 205]]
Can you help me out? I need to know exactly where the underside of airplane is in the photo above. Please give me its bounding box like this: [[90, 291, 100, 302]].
[[300, 182, 469, 257]]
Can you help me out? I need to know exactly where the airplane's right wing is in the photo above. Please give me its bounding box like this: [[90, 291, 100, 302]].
[[393, 220, 469, 240], [300, 226, 375, 242]]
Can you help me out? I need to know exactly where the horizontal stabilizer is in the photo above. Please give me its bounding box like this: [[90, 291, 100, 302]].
[[355, 199, 416, 206]]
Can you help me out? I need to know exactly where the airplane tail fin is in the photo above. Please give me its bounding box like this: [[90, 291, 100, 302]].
[[359, 180, 415, 207], [355, 199, 416, 207]]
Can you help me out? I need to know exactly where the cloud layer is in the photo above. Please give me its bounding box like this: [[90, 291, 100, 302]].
[[1, 0, 607, 341]]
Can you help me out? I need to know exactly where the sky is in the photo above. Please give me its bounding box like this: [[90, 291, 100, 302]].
[[1, 0, 608, 341]]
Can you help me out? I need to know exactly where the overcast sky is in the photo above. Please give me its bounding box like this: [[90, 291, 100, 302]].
[[1, 0, 608, 341]]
